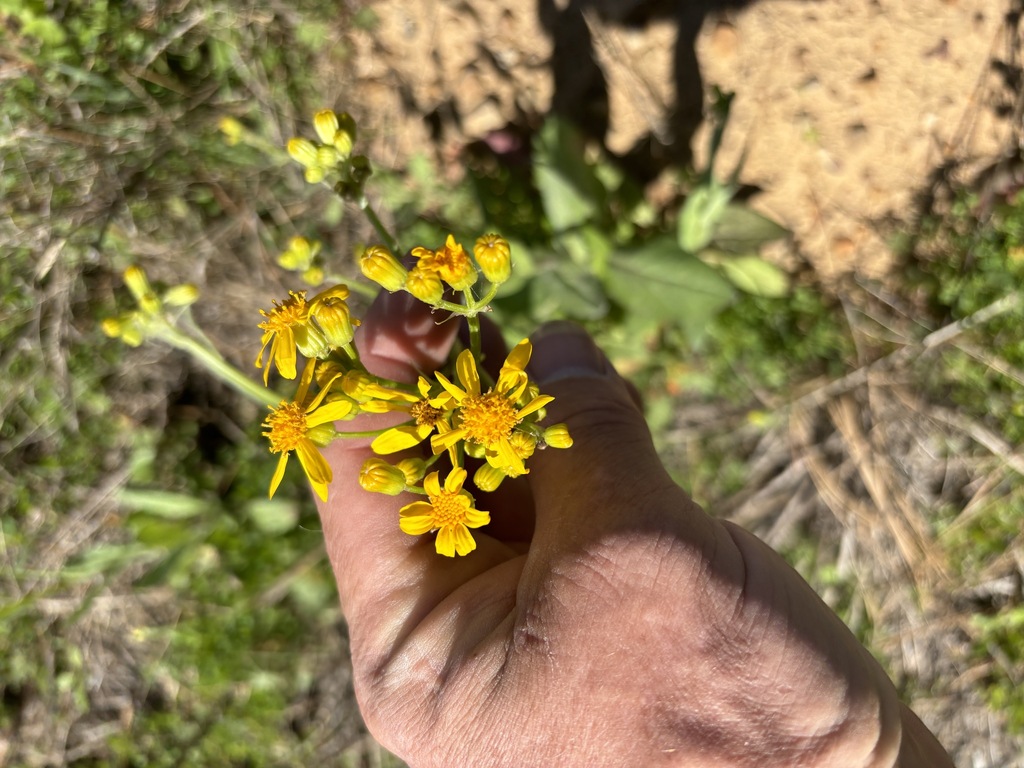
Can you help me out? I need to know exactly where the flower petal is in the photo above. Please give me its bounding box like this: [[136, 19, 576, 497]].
[[400, 516, 436, 536], [444, 467, 467, 493], [451, 524, 477, 556], [464, 508, 491, 528], [307, 399, 353, 426], [268, 453, 289, 498], [430, 427, 466, 456], [456, 349, 480, 396], [434, 526, 457, 557], [503, 339, 532, 372], [434, 370, 467, 402], [296, 441, 332, 487], [422, 471, 441, 497], [371, 423, 428, 454], [516, 395, 555, 419]]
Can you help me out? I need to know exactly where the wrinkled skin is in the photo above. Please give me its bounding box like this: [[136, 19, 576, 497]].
[[316, 291, 952, 768]]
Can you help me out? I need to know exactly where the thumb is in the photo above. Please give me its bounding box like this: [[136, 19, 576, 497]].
[[526, 323, 705, 548]]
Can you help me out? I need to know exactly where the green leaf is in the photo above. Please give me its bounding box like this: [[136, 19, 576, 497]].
[[246, 498, 300, 534], [718, 255, 790, 298], [118, 488, 210, 519], [62, 543, 161, 582], [607, 238, 734, 342], [533, 118, 603, 233], [678, 182, 733, 253], [712, 204, 788, 253], [528, 261, 608, 322]]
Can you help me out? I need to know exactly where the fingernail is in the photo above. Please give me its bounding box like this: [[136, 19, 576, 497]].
[[529, 322, 612, 384]]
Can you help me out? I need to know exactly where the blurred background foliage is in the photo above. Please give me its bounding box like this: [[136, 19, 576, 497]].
[[1, 0, 1022, 765]]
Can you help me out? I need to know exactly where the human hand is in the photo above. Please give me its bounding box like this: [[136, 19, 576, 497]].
[[316, 290, 952, 768]]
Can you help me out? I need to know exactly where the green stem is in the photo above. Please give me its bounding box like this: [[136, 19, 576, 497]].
[[156, 325, 280, 408], [333, 427, 394, 438], [358, 196, 400, 255]]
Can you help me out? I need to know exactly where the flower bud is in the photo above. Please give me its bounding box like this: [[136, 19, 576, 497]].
[[218, 117, 244, 145], [310, 297, 355, 348], [313, 109, 339, 145], [473, 463, 507, 492], [162, 284, 200, 307], [287, 138, 318, 168], [359, 458, 407, 495], [395, 458, 426, 485], [294, 322, 330, 360], [474, 233, 512, 284], [360, 245, 407, 292], [405, 266, 444, 305], [542, 423, 573, 449]]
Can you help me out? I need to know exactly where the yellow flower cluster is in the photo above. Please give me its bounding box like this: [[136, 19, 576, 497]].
[[102, 266, 199, 346], [286, 109, 357, 184], [258, 231, 571, 557], [360, 232, 513, 301]]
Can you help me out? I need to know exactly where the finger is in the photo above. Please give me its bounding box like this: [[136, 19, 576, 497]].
[[315, 291, 521, 657], [524, 323, 712, 554]]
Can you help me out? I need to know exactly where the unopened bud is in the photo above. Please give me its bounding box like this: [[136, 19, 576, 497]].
[[474, 233, 512, 284], [359, 458, 407, 495], [542, 424, 573, 449], [360, 245, 407, 292], [405, 267, 444, 305]]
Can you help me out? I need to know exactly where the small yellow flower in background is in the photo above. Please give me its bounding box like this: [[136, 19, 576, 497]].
[[474, 233, 512, 284], [124, 266, 161, 315], [277, 236, 321, 273], [360, 245, 407, 292], [256, 291, 320, 383], [101, 315, 145, 347], [405, 265, 444, 304], [263, 360, 352, 501], [431, 340, 553, 475], [218, 116, 244, 145], [162, 284, 200, 308], [399, 468, 490, 557], [358, 458, 407, 495], [313, 109, 356, 157], [286, 138, 326, 183], [414, 235, 477, 290]]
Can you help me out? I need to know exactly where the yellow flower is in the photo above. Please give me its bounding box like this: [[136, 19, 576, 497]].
[[360, 245, 408, 292], [399, 468, 490, 557], [473, 233, 511, 284], [218, 116, 244, 146], [263, 360, 352, 501], [431, 340, 553, 475], [256, 291, 328, 384], [286, 138, 326, 183], [277, 236, 321, 272], [414, 235, 477, 290], [474, 431, 536, 492], [370, 376, 454, 454], [313, 109, 356, 156]]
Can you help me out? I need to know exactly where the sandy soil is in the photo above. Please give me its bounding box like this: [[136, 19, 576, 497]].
[[345, 0, 1016, 278]]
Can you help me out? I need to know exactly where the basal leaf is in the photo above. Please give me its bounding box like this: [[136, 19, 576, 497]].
[[712, 204, 788, 253], [678, 182, 733, 253], [718, 255, 790, 298], [607, 238, 734, 342], [532, 118, 603, 233]]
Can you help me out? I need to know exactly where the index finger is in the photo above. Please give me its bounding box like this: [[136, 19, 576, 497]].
[[315, 291, 522, 658]]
